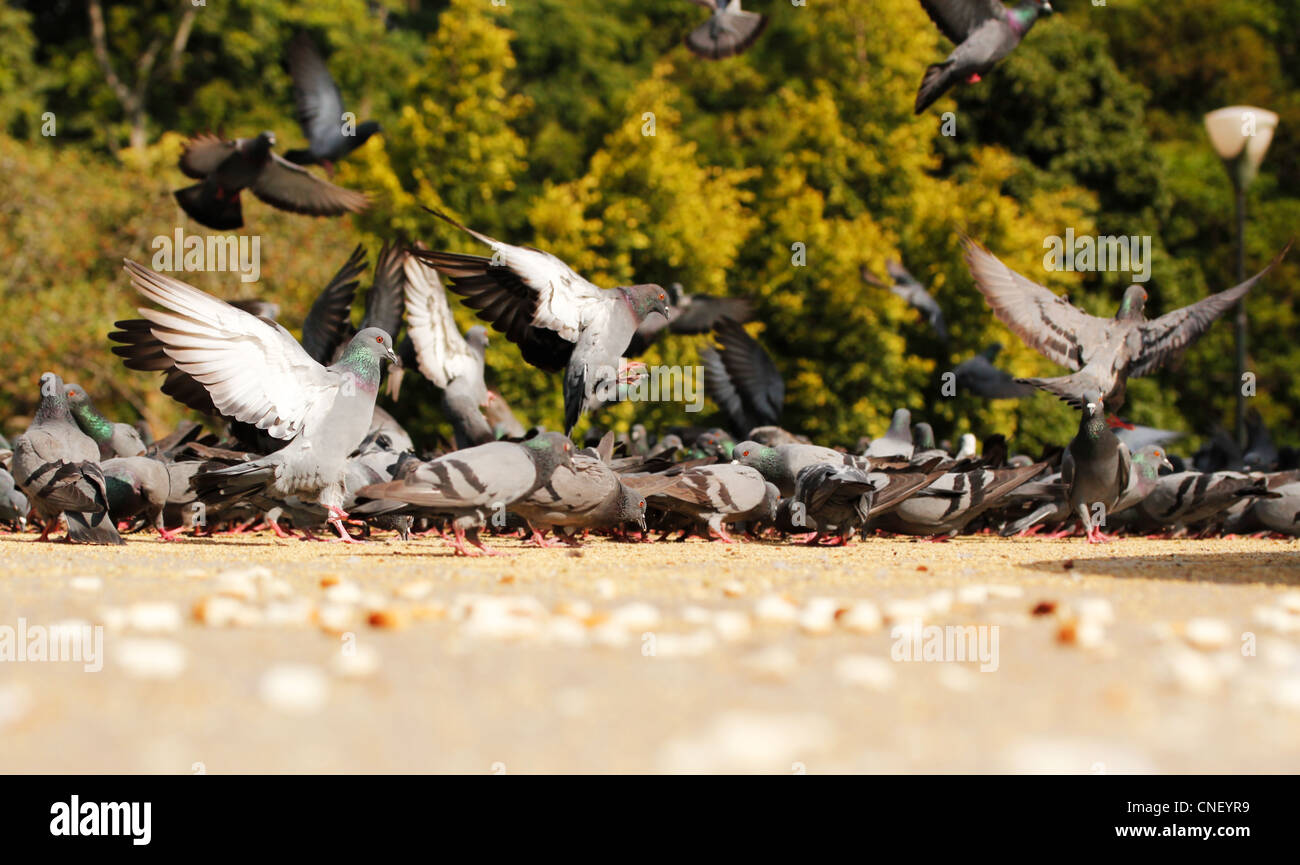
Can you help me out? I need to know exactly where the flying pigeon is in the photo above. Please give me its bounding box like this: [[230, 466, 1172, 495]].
[[635, 464, 779, 543], [953, 343, 1035, 399], [411, 208, 669, 433], [914, 0, 1055, 115], [865, 408, 914, 460], [174, 131, 368, 230], [625, 282, 754, 356], [862, 261, 949, 341], [964, 237, 1291, 410], [511, 452, 649, 546], [284, 32, 382, 168], [684, 0, 768, 60], [701, 318, 784, 437], [63, 383, 146, 460], [10, 373, 123, 544], [403, 254, 494, 448], [357, 432, 574, 556], [119, 261, 398, 542]]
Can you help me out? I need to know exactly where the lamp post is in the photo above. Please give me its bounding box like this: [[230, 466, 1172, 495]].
[[1203, 105, 1278, 448]]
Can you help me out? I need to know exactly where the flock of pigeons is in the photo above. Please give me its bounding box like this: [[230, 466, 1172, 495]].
[[3, 2, 1299, 553]]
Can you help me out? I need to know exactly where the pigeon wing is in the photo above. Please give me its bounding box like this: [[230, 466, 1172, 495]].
[[301, 244, 365, 365], [918, 0, 1007, 44], [178, 134, 236, 179], [287, 33, 345, 157], [251, 153, 368, 216], [403, 254, 479, 390]]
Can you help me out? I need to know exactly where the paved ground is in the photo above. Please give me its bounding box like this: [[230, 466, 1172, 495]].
[[1, 531, 1299, 773]]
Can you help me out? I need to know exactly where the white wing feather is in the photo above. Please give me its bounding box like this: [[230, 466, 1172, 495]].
[[403, 254, 478, 389], [123, 260, 336, 440]]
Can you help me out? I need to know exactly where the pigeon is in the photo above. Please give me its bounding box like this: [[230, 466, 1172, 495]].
[[0, 466, 29, 528], [914, 0, 1055, 115], [484, 390, 527, 440], [10, 373, 123, 544], [635, 464, 779, 543], [119, 260, 398, 542], [1111, 418, 1183, 452], [101, 456, 178, 540], [734, 440, 866, 497], [863, 261, 948, 341], [783, 457, 947, 544], [1243, 410, 1279, 470], [701, 318, 784, 438], [865, 409, 914, 460], [284, 32, 382, 167], [1003, 444, 1171, 536], [953, 343, 1035, 399], [174, 131, 368, 230], [511, 452, 649, 545], [964, 237, 1291, 410], [1060, 392, 1132, 543], [357, 432, 574, 555], [402, 254, 494, 448], [1233, 474, 1300, 536], [63, 383, 146, 460], [625, 282, 754, 356], [412, 208, 669, 433], [872, 461, 1044, 537], [1136, 470, 1275, 534], [684, 0, 768, 60]]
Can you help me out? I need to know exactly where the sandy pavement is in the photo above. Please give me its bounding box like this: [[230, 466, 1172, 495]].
[[1, 530, 1299, 773]]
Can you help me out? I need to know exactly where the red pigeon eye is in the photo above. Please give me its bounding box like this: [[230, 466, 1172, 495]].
[[742, 449, 750, 457], [376, 336, 383, 343], [639, 501, 645, 508]]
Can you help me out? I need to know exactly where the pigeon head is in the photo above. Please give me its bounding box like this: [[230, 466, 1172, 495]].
[[733, 440, 775, 474], [466, 325, 490, 352], [35, 372, 71, 419], [913, 422, 937, 451], [1134, 445, 1175, 476], [1083, 392, 1105, 418], [614, 483, 649, 532], [351, 328, 400, 365], [63, 383, 113, 441], [1118, 284, 1148, 321], [355, 120, 382, 145], [622, 284, 671, 322], [523, 431, 576, 478], [982, 342, 1004, 360], [240, 132, 277, 159]]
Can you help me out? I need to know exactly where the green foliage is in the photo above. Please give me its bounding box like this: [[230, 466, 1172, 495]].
[[3, 0, 1298, 457]]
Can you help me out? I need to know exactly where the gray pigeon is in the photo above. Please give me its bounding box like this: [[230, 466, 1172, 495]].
[[625, 282, 754, 356], [174, 131, 368, 230], [734, 440, 867, 497], [1004, 443, 1171, 536], [865, 408, 914, 460], [1234, 474, 1300, 536], [1136, 470, 1274, 534], [11, 372, 123, 544], [863, 261, 949, 341], [953, 343, 1035, 399], [357, 432, 574, 555], [120, 260, 398, 542], [872, 461, 1044, 537], [965, 237, 1291, 410], [1061, 392, 1131, 543], [402, 253, 494, 448], [783, 457, 947, 544], [0, 466, 29, 528], [701, 318, 784, 437], [412, 209, 670, 433], [484, 390, 527, 440], [101, 456, 176, 540], [684, 0, 767, 60], [63, 383, 147, 459], [634, 464, 779, 543], [914, 0, 1054, 114], [283, 32, 382, 167], [511, 452, 649, 545]]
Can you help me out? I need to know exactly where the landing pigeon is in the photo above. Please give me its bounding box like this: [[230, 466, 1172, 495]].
[[701, 318, 784, 437], [403, 254, 494, 448], [684, 0, 767, 60], [174, 131, 368, 230], [10, 373, 122, 544], [964, 237, 1291, 410], [914, 0, 1054, 115], [119, 261, 398, 542], [412, 209, 669, 433], [284, 32, 382, 167]]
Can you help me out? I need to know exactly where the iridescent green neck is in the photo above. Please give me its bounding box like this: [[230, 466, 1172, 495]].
[[337, 343, 381, 392], [72, 401, 114, 443]]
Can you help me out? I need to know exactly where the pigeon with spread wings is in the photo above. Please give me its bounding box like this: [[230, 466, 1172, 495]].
[[411, 209, 669, 434], [284, 32, 381, 168], [963, 237, 1291, 411], [684, 0, 767, 60], [174, 131, 368, 230], [118, 261, 398, 542]]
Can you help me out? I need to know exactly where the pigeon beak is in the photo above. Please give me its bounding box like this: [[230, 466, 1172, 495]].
[[1161, 458, 1174, 472], [636, 516, 647, 532], [386, 346, 400, 366], [1086, 402, 1097, 414], [1041, 1, 1054, 14]]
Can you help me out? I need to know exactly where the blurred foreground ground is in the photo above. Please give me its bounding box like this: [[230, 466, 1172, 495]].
[[1, 531, 1298, 774]]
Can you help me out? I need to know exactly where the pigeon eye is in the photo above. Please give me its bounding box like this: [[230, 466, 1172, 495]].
[[639, 501, 645, 508], [376, 336, 384, 343], [742, 449, 750, 457]]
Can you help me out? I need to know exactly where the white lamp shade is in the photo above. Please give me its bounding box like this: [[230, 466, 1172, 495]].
[[1204, 105, 1279, 171]]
